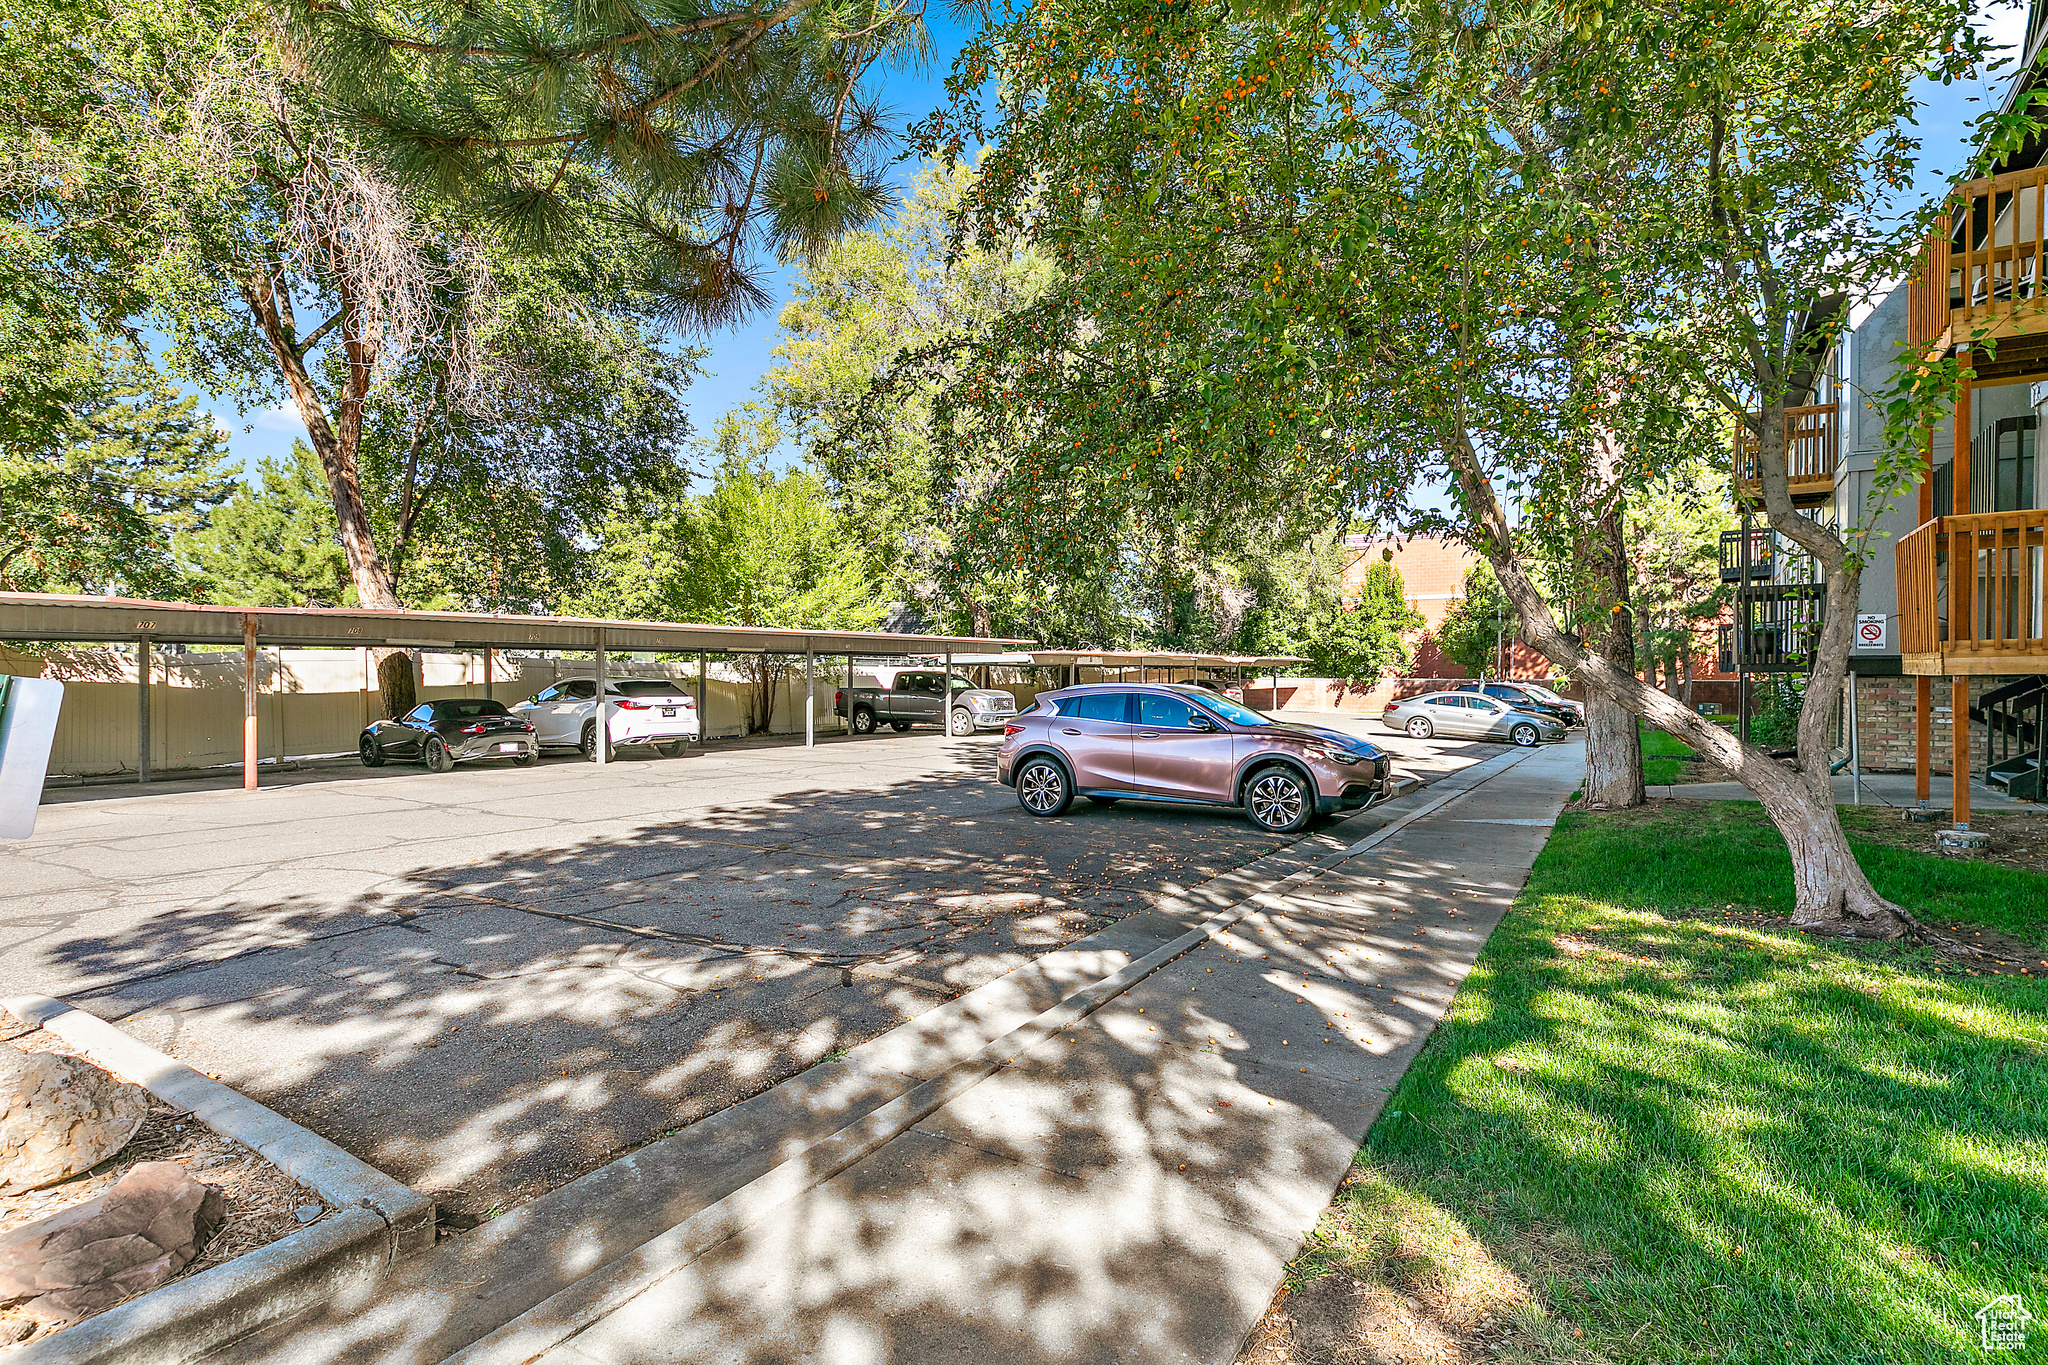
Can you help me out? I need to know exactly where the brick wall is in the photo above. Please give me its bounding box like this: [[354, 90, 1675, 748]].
[[1851, 675, 2027, 776]]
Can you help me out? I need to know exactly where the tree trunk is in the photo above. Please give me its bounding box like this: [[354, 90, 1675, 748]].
[[239, 269, 417, 718], [1437, 428, 1929, 942], [1582, 505, 1644, 808]]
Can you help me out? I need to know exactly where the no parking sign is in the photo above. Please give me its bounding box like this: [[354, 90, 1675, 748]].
[[1855, 614, 1888, 650]]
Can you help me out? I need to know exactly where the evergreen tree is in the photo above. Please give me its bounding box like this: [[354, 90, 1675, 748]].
[[180, 443, 353, 607]]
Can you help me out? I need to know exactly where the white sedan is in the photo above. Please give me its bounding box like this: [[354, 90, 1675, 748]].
[[512, 679, 699, 759]]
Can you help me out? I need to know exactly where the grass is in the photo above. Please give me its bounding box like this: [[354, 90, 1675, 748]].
[[1289, 801, 2048, 1364], [1638, 726, 1698, 786]]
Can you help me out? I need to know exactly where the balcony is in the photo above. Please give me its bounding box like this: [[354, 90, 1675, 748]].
[[1896, 510, 2048, 674], [1718, 528, 1775, 583], [1734, 406, 1837, 504], [1908, 165, 2048, 353]]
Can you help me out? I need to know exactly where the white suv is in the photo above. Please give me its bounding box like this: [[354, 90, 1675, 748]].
[[512, 679, 699, 759]]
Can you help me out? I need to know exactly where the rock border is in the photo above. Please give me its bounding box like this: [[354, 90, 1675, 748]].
[[1, 996, 434, 1365]]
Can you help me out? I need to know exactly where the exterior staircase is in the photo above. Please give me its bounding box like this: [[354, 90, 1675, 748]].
[[1972, 676, 2047, 801]]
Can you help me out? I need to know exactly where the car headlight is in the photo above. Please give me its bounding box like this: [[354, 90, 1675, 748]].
[[1304, 745, 1365, 765]]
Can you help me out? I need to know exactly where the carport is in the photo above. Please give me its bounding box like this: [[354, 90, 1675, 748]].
[[1025, 651, 1307, 691], [0, 593, 1029, 789]]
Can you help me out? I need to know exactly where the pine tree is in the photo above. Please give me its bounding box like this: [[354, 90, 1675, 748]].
[[180, 443, 353, 607], [288, 0, 919, 325]]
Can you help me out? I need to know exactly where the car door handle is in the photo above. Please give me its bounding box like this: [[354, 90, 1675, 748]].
[[1062, 728, 1081, 735], [1137, 732, 1159, 738]]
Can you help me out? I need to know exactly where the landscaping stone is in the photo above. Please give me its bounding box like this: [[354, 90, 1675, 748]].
[[0, 1161, 224, 1324], [0, 1044, 149, 1193]]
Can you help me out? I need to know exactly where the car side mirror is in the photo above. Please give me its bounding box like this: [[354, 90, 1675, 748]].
[[1189, 714, 1218, 732]]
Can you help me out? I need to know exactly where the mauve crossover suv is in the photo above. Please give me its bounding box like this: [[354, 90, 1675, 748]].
[[997, 683, 1394, 833]]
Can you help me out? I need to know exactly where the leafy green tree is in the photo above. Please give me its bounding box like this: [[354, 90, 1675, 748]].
[[581, 409, 883, 732], [181, 443, 352, 607], [6, 0, 699, 714], [1433, 564, 1515, 680], [1625, 456, 1734, 697], [912, 0, 1993, 938]]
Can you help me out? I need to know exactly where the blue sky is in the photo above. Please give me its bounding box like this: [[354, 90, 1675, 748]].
[[209, 0, 2032, 476]]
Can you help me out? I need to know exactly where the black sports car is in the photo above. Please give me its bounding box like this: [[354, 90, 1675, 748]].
[[360, 699, 538, 772]]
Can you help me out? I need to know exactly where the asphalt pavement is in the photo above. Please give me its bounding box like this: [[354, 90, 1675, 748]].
[[3, 717, 1503, 1221]]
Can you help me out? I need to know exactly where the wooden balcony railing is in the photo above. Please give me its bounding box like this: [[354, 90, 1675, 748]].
[[1895, 510, 2048, 673], [1907, 165, 2048, 352], [1735, 405, 1838, 500]]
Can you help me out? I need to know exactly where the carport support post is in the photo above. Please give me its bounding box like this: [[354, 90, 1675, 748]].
[[804, 645, 815, 748], [593, 631, 609, 764], [136, 636, 151, 784], [845, 656, 854, 733], [483, 647, 494, 703], [697, 652, 708, 743], [242, 617, 258, 791], [945, 650, 954, 741]]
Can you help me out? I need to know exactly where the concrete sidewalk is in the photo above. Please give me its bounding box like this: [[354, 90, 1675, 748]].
[[1649, 770, 2042, 812], [400, 742, 1583, 1365]]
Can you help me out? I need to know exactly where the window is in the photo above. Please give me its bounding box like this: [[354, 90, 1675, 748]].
[[564, 680, 596, 700], [1471, 697, 1503, 713], [1429, 695, 1461, 708], [1073, 692, 1132, 723], [405, 704, 433, 724], [436, 699, 510, 720], [615, 680, 683, 697], [1138, 694, 1201, 728], [1182, 690, 1273, 727], [1994, 416, 2037, 511], [534, 686, 561, 703]]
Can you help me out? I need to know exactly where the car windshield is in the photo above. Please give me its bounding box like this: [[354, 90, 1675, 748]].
[[946, 676, 977, 691], [434, 699, 510, 720], [1168, 686, 1272, 727], [1518, 683, 1564, 703], [613, 680, 684, 697]]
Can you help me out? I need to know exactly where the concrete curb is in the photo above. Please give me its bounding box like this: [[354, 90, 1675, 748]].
[[446, 745, 1540, 1365], [2, 995, 436, 1365]]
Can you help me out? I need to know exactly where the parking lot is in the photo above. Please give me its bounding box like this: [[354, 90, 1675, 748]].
[[2, 720, 1521, 1222]]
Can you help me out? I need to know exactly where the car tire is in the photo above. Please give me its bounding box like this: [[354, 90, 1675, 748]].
[[513, 749, 538, 767], [1243, 765, 1313, 834], [852, 707, 877, 735], [1015, 757, 1072, 817], [889, 720, 912, 733], [1511, 723, 1539, 748], [655, 740, 685, 757], [1405, 716, 1434, 739], [580, 723, 601, 762], [949, 707, 974, 736], [360, 735, 384, 768], [425, 737, 455, 773]]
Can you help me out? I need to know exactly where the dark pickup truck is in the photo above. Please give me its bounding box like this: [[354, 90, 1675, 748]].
[[834, 668, 1020, 737]]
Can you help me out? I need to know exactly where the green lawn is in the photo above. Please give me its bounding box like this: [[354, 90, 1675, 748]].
[[1296, 802, 2048, 1364], [1638, 726, 1697, 785]]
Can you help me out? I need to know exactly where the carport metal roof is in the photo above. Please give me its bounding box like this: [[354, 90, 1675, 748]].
[[0, 594, 1032, 655], [1024, 650, 1309, 670]]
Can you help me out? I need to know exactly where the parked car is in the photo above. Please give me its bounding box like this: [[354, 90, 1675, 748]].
[[1451, 680, 1583, 728], [1378, 692, 1565, 746], [1187, 674, 1246, 702], [835, 668, 1018, 735], [1508, 680, 1586, 726], [997, 683, 1394, 833], [510, 678, 698, 760], [360, 699, 537, 772]]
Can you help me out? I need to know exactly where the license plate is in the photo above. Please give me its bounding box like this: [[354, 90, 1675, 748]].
[[497, 743, 520, 752], [662, 708, 677, 717]]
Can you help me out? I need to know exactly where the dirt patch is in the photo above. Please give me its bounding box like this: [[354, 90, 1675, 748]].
[[1652, 904, 2046, 978], [1235, 1168, 1598, 1365], [0, 1028, 331, 1352], [1839, 804, 2048, 876]]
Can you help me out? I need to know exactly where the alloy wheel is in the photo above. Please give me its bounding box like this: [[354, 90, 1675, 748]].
[[1405, 716, 1433, 739], [1247, 770, 1306, 831], [1018, 762, 1065, 814], [1511, 724, 1538, 747]]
